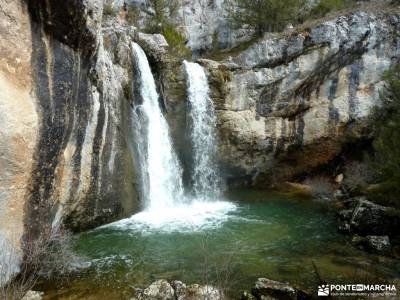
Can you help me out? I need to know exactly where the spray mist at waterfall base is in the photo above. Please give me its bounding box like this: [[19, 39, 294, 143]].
[[107, 198, 237, 233]]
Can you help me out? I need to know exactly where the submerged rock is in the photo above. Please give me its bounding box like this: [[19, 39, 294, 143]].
[[352, 234, 392, 255], [241, 291, 257, 300], [365, 235, 392, 254], [251, 278, 297, 300]]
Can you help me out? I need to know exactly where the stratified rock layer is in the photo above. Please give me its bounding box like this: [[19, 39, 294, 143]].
[[202, 12, 400, 185]]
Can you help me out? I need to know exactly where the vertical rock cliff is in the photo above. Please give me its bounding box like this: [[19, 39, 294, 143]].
[[0, 0, 141, 274]]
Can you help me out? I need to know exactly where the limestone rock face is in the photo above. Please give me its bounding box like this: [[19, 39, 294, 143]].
[[115, 0, 254, 53], [175, 0, 254, 53], [136, 32, 169, 62], [0, 0, 39, 283], [202, 12, 400, 185], [0, 0, 142, 279]]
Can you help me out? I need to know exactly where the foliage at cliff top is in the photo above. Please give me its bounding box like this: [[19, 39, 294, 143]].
[[144, 0, 190, 58], [370, 64, 400, 207], [309, 0, 356, 19], [226, 0, 308, 35]]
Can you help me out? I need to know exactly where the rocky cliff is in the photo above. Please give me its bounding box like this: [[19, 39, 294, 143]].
[[200, 11, 400, 186], [0, 0, 142, 274]]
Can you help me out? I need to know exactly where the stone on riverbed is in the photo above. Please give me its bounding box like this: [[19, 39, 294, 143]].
[[134, 280, 221, 300], [140, 280, 175, 300], [366, 235, 392, 255], [352, 235, 392, 255], [22, 291, 43, 300], [174, 282, 221, 300], [251, 278, 297, 300]]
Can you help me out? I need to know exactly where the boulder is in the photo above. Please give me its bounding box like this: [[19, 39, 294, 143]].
[[140, 280, 175, 300], [365, 235, 392, 255], [349, 199, 400, 237], [351, 234, 392, 255], [251, 278, 297, 300], [174, 283, 221, 300], [136, 32, 169, 62], [22, 291, 44, 300]]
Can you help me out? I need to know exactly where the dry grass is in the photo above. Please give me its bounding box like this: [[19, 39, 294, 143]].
[[0, 226, 77, 300], [199, 234, 239, 299]]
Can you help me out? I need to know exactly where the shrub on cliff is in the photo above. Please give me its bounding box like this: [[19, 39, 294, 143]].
[[145, 0, 179, 33], [144, 0, 190, 58], [0, 226, 78, 299], [226, 0, 307, 35], [103, 3, 116, 17], [369, 65, 400, 207], [308, 0, 354, 18]]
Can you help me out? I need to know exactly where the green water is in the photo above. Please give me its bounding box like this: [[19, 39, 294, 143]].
[[41, 191, 400, 299]]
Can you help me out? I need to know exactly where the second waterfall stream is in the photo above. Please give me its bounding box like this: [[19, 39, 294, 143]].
[[109, 43, 235, 232]]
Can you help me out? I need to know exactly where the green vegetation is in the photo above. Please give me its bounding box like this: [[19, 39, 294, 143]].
[[144, 0, 190, 58], [369, 65, 400, 207], [103, 3, 115, 16], [226, 0, 307, 35], [145, 0, 179, 33], [126, 6, 140, 25], [309, 0, 350, 18], [161, 24, 191, 58]]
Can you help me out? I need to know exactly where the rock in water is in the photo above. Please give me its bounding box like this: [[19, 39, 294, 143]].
[[251, 278, 297, 300], [141, 280, 175, 300], [175, 284, 221, 300], [22, 291, 44, 300], [365, 235, 392, 255], [349, 199, 400, 237], [137, 280, 221, 300]]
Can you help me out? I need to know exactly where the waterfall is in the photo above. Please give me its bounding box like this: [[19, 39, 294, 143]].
[[106, 44, 235, 232], [183, 61, 222, 199], [131, 43, 184, 210]]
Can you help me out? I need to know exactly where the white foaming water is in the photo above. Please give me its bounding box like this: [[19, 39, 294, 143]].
[[107, 46, 236, 233], [131, 43, 184, 210], [183, 61, 222, 198], [108, 200, 236, 234]]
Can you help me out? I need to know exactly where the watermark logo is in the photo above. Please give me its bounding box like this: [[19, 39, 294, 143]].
[[317, 283, 397, 297], [318, 284, 330, 296]]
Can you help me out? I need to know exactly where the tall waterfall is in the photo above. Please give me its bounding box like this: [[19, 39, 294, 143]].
[[131, 43, 184, 210], [183, 61, 222, 198], [107, 45, 235, 232]]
